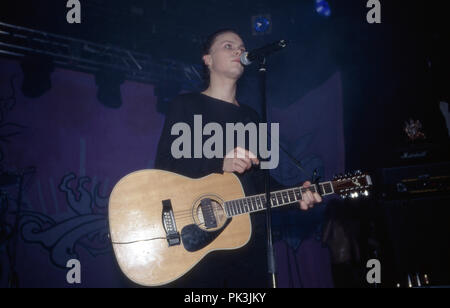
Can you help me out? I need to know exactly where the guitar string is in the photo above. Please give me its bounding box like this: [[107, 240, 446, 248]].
[[112, 188, 324, 246], [113, 187, 329, 245], [172, 203, 283, 220], [170, 183, 362, 219], [172, 201, 297, 218], [167, 187, 315, 217], [171, 195, 306, 218], [172, 185, 348, 221], [122, 191, 319, 233], [111, 185, 348, 246]]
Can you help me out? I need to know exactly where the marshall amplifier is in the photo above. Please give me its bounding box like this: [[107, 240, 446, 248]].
[[379, 161, 450, 200], [376, 161, 450, 287]]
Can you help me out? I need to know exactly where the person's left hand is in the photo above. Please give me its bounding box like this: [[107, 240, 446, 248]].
[[298, 181, 322, 211]]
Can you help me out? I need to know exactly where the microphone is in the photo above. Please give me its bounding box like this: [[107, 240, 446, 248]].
[[240, 39, 288, 66]]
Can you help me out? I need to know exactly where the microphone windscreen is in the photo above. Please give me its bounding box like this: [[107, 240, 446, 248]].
[[240, 52, 252, 66]]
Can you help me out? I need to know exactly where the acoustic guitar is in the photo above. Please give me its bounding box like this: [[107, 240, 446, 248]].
[[108, 169, 372, 286]]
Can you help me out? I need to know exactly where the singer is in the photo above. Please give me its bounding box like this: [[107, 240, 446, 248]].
[[154, 28, 321, 288]]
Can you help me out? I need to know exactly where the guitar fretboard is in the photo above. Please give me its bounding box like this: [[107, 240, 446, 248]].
[[224, 182, 334, 217]]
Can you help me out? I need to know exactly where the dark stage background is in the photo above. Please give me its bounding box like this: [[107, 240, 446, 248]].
[[0, 0, 448, 288]]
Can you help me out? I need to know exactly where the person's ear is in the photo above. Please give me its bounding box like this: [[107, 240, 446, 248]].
[[203, 54, 212, 67]]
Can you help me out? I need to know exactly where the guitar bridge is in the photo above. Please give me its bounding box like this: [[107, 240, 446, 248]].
[[162, 199, 180, 247]]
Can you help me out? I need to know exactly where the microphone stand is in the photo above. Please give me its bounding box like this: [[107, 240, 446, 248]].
[[258, 56, 277, 288]]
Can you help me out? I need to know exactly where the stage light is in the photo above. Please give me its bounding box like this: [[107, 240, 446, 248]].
[[20, 56, 54, 98], [251, 14, 272, 36], [315, 0, 331, 17], [94, 70, 124, 109]]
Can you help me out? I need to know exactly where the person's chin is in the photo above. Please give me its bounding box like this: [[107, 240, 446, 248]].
[[230, 72, 244, 81], [230, 67, 244, 77], [218, 67, 244, 80]]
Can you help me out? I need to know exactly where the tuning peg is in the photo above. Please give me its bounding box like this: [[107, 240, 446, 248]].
[[355, 170, 362, 176], [363, 190, 369, 197], [350, 192, 359, 199]]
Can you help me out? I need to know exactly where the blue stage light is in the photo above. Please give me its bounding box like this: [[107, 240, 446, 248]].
[[315, 0, 331, 17], [252, 15, 271, 34]]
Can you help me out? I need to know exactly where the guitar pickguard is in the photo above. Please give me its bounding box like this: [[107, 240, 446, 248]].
[[181, 219, 232, 252]]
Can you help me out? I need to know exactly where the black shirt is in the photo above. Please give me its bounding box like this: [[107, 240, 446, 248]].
[[154, 92, 269, 288], [155, 92, 266, 196]]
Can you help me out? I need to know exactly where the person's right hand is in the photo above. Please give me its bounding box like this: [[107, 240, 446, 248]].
[[223, 147, 259, 174]]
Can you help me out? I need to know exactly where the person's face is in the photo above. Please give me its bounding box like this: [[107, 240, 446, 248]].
[[203, 32, 246, 82]]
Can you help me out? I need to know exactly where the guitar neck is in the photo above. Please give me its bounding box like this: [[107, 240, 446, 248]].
[[223, 182, 335, 217]]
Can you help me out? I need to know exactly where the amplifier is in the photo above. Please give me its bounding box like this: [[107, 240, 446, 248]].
[[376, 161, 450, 287], [378, 161, 450, 200]]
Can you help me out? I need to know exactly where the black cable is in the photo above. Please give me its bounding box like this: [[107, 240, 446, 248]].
[[266, 130, 309, 176]]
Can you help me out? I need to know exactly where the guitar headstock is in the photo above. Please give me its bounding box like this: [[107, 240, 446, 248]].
[[332, 170, 373, 199]]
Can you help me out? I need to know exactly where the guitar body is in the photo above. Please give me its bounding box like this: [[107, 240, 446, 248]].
[[108, 170, 251, 287], [109, 168, 373, 286]]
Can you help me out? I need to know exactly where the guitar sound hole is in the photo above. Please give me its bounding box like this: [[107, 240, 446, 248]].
[[194, 197, 227, 231]]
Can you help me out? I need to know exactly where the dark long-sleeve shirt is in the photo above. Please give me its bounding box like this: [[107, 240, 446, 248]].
[[155, 92, 267, 196], [154, 92, 270, 288]]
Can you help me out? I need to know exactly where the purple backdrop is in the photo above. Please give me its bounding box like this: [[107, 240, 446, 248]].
[[0, 57, 343, 288]]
